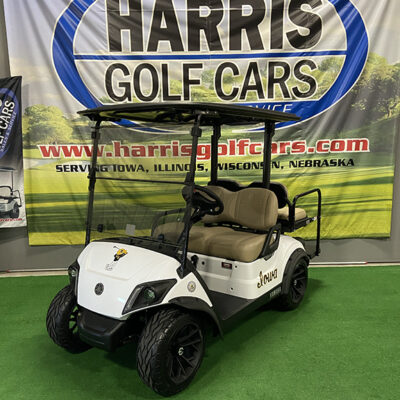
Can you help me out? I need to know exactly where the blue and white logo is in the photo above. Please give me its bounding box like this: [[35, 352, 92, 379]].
[[0, 88, 19, 158], [52, 0, 368, 127]]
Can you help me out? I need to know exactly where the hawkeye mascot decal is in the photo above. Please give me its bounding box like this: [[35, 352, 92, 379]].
[[105, 246, 128, 271]]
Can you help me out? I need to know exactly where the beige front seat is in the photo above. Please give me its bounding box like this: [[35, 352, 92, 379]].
[[152, 219, 232, 254], [188, 186, 278, 262]]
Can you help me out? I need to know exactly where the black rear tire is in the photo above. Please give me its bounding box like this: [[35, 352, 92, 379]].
[[46, 285, 91, 353], [274, 249, 309, 311], [137, 308, 205, 396], [9, 204, 19, 219]]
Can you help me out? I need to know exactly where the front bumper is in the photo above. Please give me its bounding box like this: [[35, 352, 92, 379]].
[[77, 308, 126, 351]]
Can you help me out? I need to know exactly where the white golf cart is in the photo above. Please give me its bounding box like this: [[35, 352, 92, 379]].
[[46, 103, 321, 396], [0, 166, 22, 219]]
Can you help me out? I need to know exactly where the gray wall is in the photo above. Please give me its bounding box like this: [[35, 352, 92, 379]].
[[0, 0, 9, 77], [0, 0, 399, 270], [0, 0, 83, 270]]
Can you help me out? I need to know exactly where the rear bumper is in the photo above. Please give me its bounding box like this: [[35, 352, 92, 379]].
[[77, 308, 126, 351]]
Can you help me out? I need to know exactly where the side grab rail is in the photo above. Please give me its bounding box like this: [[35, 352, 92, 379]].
[[260, 223, 281, 259], [289, 188, 321, 258]]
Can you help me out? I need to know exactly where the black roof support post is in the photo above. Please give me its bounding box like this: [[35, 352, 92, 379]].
[[262, 121, 275, 189], [85, 119, 102, 246], [210, 123, 221, 184], [185, 113, 203, 184], [180, 113, 203, 278]]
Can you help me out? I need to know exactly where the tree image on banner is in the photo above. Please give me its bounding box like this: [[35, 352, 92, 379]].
[[352, 54, 400, 119], [24, 105, 73, 144]]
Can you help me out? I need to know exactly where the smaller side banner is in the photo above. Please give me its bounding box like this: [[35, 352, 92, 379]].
[[0, 76, 26, 227]]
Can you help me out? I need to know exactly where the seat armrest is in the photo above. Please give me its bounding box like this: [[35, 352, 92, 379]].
[[259, 223, 281, 258]]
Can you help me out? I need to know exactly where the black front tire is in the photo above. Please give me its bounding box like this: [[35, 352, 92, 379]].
[[274, 249, 309, 311], [46, 285, 91, 353], [137, 308, 205, 396], [9, 204, 19, 219]]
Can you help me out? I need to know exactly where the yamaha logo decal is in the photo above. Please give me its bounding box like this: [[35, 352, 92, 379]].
[[94, 282, 104, 295], [52, 0, 368, 128]]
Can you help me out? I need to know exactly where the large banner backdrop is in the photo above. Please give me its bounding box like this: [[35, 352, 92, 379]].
[[4, 0, 400, 245], [0, 76, 26, 228]]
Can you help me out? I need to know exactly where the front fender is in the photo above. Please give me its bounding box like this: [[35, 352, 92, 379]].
[[169, 296, 223, 337]]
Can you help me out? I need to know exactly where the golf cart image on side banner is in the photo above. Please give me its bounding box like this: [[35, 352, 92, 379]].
[[46, 103, 321, 396], [0, 167, 22, 219]]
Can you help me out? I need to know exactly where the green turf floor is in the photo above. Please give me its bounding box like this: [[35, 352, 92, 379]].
[[1, 267, 399, 400]]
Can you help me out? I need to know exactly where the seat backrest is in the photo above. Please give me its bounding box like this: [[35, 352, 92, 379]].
[[0, 186, 12, 198], [248, 181, 288, 209], [209, 179, 289, 209], [203, 186, 278, 231]]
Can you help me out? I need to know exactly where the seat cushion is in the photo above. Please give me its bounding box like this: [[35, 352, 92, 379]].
[[278, 206, 307, 221], [189, 226, 233, 255], [205, 229, 267, 263], [153, 223, 232, 254], [155, 222, 268, 263], [152, 221, 184, 243], [188, 225, 267, 263]]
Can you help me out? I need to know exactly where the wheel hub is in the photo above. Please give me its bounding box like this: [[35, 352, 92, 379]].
[[167, 322, 203, 385]]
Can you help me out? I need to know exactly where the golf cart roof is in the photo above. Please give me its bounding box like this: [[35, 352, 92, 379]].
[[0, 167, 15, 172], [78, 102, 300, 126]]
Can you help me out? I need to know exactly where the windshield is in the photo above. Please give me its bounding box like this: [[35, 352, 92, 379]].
[[88, 125, 198, 253], [90, 179, 188, 249], [87, 121, 268, 252]]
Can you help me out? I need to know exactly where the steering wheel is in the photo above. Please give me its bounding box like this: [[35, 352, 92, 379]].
[[182, 185, 224, 216]]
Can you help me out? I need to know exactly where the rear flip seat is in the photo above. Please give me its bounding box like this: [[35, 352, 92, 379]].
[[278, 206, 307, 221]]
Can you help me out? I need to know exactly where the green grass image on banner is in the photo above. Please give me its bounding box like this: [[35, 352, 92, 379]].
[[23, 164, 394, 245]]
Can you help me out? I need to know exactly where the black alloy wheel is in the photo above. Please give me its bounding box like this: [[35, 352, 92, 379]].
[[274, 249, 309, 311], [166, 322, 203, 385], [137, 308, 205, 396], [9, 204, 19, 218], [68, 306, 79, 335], [46, 285, 91, 353], [289, 260, 308, 303]]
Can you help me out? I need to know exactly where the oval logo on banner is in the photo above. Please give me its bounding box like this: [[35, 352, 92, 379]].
[[0, 89, 19, 158], [52, 0, 368, 128]]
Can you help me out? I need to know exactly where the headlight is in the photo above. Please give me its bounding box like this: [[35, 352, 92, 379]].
[[122, 279, 177, 315], [68, 261, 80, 295]]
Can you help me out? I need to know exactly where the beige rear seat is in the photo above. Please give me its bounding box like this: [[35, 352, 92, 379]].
[[278, 205, 307, 221], [266, 182, 307, 221]]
